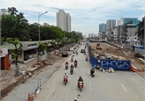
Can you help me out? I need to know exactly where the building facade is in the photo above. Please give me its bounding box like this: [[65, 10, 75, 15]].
[[99, 23, 106, 32], [106, 19, 116, 30], [56, 9, 71, 32], [117, 17, 140, 44]]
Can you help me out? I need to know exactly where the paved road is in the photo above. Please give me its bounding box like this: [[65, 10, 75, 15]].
[[34, 45, 145, 101]]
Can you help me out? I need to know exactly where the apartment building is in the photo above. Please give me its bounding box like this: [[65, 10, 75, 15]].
[[56, 9, 71, 32]]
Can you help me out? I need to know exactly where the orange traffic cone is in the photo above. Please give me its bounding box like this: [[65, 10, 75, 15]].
[[28, 93, 31, 101]]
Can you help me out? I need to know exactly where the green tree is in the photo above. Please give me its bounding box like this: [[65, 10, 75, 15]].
[[37, 42, 47, 62], [8, 7, 18, 16], [15, 12, 29, 40], [28, 23, 39, 41], [6, 38, 23, 76], [1, 14, 17, 40]]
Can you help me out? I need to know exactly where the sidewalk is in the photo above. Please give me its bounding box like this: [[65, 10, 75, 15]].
[[0, 44, 75, 99]]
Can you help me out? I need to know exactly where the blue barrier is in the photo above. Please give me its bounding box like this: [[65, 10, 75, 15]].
[[88, 46, 130, 71], [100, 59, 130, 70]]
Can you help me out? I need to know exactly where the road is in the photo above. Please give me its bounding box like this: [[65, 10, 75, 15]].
[[34, 44, 145, 101]]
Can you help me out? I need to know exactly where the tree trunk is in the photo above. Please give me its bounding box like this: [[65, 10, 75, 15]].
[[48, 52, 50, 58], [15, 56, 19, 76]]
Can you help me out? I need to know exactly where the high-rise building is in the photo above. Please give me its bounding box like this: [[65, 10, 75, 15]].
[[99, 23, 106, 32], [106, 19, 116, 30], [56, 9, 71, 32]]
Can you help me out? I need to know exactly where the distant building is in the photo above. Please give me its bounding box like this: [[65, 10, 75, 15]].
[[117, 17, 140, 43], [56, 9, 71, 32], [44, 22, 49, 27], [0, 9, 9, 15], [106, 19, 116, 30], [99, 23, 106, 32]]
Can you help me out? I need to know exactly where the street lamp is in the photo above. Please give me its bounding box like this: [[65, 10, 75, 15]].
[[38, 11, 48, 62], [38, 11, 48, 42]]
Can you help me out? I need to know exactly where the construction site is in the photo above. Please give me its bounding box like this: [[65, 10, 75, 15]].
[[89, 41, 145, 77]]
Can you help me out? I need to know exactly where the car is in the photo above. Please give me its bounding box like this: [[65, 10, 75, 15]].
[[62, 51, 68, 57], [81, 49, 85, 53]]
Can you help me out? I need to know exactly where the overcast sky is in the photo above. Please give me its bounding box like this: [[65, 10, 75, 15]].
[[1, 0, 145, 36]]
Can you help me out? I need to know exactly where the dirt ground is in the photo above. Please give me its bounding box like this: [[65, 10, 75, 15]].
[[0, 45, 74, 99], [90, 42, 145, 77]]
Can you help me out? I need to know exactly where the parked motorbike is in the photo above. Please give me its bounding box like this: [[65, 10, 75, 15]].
[[78, 81, 83, 92], [63, 77, 68, 86]]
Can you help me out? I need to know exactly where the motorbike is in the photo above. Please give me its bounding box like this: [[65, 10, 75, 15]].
[[76, 51, 78, 55], [70, 68, 73, 75], [78, 81, 83, 92], [71, 58, 73, 62], [65, 64, 68, 70], [63, 77, 68, 86], [90, 70, 95, 77], [74, 62, 77, 68], [86, 57, 88, 61]]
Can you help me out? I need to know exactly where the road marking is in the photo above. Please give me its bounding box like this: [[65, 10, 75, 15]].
[[44, 85, 56, 101], [90, 83, 92, 90], [121, 84, 127, 92], [134, 73, 145, 82]]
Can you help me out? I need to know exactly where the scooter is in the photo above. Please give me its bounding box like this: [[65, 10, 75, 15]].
[[86, 57, 88, 61], [78, 81, 83, 92], [70, 69, 73, 75], [63, 77, 68, 86], [65, 64, 68, 70], [74, 62, 77, 68], [90, 70, 95, 77]]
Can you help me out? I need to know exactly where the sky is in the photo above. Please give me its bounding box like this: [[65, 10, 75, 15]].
[[0, 0, 145, 36]]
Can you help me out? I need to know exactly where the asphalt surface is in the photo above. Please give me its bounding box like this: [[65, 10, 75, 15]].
[[34, 45, 145, 101]]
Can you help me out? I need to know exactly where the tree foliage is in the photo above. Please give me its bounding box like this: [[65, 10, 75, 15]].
[[1, 7, 83, 43]]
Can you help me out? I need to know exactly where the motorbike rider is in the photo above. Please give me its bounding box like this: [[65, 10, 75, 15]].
[[90, 68, 95, 76], [74, 60, 78, 67], [70, 64, 74, 70], [74, 60, 78, 64], [65, 61, 69, 69], [64, 72, 68, 78], [77, 76, 84, 87], [65, 61, 68, 65], [86, 55, 88, 60]]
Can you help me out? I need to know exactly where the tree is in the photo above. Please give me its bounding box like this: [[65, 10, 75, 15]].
[[8, 7, 18, 16], [2, 7, 29, 41], [37, 42, 47, 62], [28, 23, 39, 41], [15, 12, 29, 40], [1, 14, 17, 40], [6, 38, 23, 76], [50, 40, 57, 54]]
